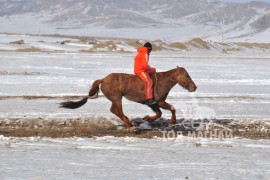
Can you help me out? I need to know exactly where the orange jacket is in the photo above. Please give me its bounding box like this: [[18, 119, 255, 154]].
[[134, 46, 155, 75]]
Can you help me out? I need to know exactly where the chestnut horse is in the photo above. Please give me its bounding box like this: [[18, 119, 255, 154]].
[[60, 66, 197, 128]]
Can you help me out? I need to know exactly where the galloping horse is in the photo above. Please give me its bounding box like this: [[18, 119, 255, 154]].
[[60, 66, 197, 128]]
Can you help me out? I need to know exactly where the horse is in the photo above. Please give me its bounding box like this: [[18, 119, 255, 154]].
[[60, 66, 197, 128]]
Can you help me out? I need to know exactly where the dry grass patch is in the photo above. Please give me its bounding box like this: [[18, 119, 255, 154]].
[[16, 47, 41, 52], [254, 43, 270, 49], [127, 39, 143, 48], [186, 38, 210, 49], [169, 42, 189, 50], [235, 42, 255, 48], [89, 41, 118, 52], [222, 48, 240, 53], [218, 42, 232, 47], [0, 124, 162, 139], [1, 117, 270, 139], [60, 40, 71, 45], [10, 40, 25, 45], [236, 42, 270, 49], [127, 39, 165, 51], [79, 36, 97, 43], [232, 130, 270, 139], [152, 43, 163, 51], [53, 50, 65, 53]]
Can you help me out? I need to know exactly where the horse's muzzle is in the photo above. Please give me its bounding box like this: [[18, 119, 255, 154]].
[[189, 85, 197, 92]]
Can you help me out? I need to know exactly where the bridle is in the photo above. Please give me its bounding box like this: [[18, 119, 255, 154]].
[[182, 79, 191, 89], [167, 75, 191, 89]]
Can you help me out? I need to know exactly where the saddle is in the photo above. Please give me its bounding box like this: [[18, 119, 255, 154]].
[[149, 72, 158, 100], [134, 72, 157, 100], [149, 72, 157, 87]]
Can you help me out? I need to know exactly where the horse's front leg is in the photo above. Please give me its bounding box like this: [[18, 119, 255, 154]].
[[158, 101, 176, 125], [143, 104, 162, 122]]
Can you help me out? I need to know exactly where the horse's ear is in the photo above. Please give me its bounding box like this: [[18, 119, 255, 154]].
[[178, 67, 185, 74], [176, 66, 185, 74]]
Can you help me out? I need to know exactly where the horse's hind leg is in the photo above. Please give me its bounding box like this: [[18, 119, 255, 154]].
[[110, 101, 132, 128], [158, 101, 176, 125], [143, 104, 162, 122]]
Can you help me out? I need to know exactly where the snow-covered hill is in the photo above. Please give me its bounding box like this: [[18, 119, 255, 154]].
[[1, 33, 270, 54], [0, 0, 270, 42]]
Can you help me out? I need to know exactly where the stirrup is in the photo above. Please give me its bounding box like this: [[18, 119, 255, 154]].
[[146, 99, 156, 105]]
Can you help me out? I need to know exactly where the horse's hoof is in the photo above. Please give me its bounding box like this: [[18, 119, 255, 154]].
[[129, 127, 143, 134], [167, 123, 175, 129], [134, 128, 143, 134], [165, 127, 173, 131]]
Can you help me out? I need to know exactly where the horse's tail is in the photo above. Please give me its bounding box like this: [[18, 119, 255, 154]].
[[59, 79, 103, 109], [89, 79, 103, 97]]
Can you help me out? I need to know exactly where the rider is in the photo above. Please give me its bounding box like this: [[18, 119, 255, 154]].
[[134, 42, 156, 105]]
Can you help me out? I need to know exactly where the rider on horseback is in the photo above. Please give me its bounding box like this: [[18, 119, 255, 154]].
[[134, 42, 156, 105]]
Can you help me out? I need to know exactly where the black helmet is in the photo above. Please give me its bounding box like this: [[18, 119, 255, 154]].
[[144, 42, 152, 51]]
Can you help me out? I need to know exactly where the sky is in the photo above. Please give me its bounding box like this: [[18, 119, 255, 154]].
[[11, 0, 270, 2], [220, 0, 270, 3]]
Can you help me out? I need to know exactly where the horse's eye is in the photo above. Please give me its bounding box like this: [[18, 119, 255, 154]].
[[185, 74, 190, 78]]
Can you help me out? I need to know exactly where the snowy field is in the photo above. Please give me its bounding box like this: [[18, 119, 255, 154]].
[[0, 135, 270, 179], [0, 52, 269, 120], [1, 50, 270, 179]]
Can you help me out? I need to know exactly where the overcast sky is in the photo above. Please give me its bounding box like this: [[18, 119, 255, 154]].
[[12, 0, 270, 3], [220, 0, 270, 3]]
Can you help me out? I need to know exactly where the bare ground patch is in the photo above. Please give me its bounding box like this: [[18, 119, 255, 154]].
[[2, 33, 270, 53], [169, 42, 189, 50], [16, 47, 41, 52], [10, 40, 25, 45], [186, 38, 210, 49], [0, 118, 269, 139], [0, 117, 161, 138]]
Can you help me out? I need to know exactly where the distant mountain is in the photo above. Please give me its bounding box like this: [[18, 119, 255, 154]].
[[0, 0, 270, 42]]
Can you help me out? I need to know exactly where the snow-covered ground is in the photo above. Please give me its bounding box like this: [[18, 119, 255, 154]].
[[2, 33, 270, 54], [0, 135, 270, 179], [0, 52, 269, 120], [0, 35, 270, 179]]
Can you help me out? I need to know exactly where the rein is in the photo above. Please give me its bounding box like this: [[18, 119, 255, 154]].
[[167, 78, 177, 84], [153, 73, 158, 100], [152, 71, 190, 100], [166, 75, 190, 89], [183, 79, 191, 89]]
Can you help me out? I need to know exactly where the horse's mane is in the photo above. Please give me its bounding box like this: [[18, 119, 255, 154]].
[[157, 67, 178, 75]]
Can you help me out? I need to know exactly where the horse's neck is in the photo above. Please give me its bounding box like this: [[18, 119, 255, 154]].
[[155, 70, 178, 99], [161, 70, 178, 88]]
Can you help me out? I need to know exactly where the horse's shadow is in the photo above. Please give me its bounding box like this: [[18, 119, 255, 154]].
[[130, 117, 211, 132]]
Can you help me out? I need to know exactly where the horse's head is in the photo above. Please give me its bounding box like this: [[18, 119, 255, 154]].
[[176, 66, 197, 92]]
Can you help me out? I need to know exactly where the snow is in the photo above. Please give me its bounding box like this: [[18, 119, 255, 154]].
[[2, 15, 270, 43], [28, 41, 91, 51], [0, 135, 270, 179], [0, 51, 269, 120], [0, 35, 270, 179], [0, 34, 74, 43], [0, 43, 22, 50], [1, 1, 270, 43]]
